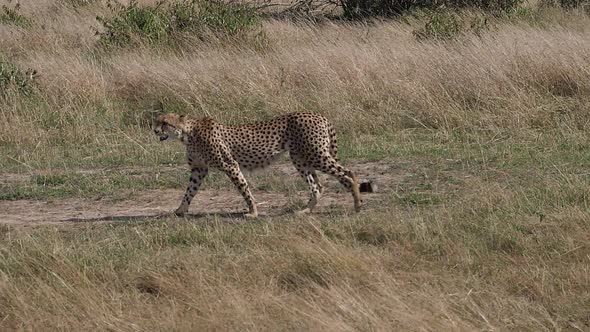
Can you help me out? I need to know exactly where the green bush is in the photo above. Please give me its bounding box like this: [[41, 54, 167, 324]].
[[413, 9, 493, 41], [558, 0, 589, 8], [0, 4, 32, 28], [190, 1, 259, 34], [0, 61, 37, 98], [338, 0, 524, 18], [414, 11, 464, 40], [539, 0, 590, 11], [449, 0, 523, 10], [97, 0, 259, 48]]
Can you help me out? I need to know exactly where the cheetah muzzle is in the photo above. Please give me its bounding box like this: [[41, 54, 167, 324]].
[[153, 112, 362, 219]]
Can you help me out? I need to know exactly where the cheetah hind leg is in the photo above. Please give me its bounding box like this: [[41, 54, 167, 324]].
[[312, 171, 323, 194], [295, 169, 321, 215], [319, 158, 362, 213]]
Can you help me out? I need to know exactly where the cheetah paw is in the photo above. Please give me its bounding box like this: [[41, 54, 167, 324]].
[[244, 212, 258, 220], [174, 208, 188, 217], [295, 208, 312, 215]]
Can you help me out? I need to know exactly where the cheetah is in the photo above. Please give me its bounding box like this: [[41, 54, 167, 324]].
[[153, 112, 362, 218]]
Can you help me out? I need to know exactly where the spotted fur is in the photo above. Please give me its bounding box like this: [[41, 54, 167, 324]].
[[153, 112, 362, 218]]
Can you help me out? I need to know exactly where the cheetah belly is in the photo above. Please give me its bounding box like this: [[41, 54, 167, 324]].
[[234, 148, 286, 171], [225, 123, 289, 171]]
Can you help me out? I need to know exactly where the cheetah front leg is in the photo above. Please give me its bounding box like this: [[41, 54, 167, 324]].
[[175, 166, 209, 216], [221, 160, 258, 219]]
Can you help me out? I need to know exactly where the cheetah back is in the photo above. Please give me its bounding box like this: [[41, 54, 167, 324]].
[[223, 113, 333, 171]]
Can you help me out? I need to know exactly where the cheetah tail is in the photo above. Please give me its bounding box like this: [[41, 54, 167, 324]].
[[328, 123, 339, 162]]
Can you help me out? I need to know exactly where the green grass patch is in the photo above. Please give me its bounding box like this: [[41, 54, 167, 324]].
[[97, 0, 259, 48], [0, 4, 32, 28], [3, 129, 590, 174], [0, 166, 311, 201], [0, 60, 36, 98], [0, 169, 186, 201], [394, 191, 443, 206]]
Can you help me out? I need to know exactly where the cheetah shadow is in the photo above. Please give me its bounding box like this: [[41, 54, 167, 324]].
[[61, 208, 349, 224], [63, 211, 255, 224]]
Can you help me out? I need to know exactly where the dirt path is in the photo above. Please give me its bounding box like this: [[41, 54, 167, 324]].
[[1, 161, 429, 225]]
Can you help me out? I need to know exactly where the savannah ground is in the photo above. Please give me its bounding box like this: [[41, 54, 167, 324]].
[[1, 0, 590, 330]]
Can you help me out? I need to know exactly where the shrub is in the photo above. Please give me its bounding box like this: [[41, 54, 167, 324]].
[[0, 61, 37, 98], [413, 9, 493, 40], [0, 3, 32, 28], [450, 0, 523, 11], [539, 0, 590, 12], [193, 0, 259, 35], [336, 0, 524, 18], [96, 1, 171, 47], [96, 0, 260, 48], [558, 0, 589, 9], [414, 11, 464, 40]]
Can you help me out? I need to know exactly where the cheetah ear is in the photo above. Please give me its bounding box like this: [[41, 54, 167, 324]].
[[161, 113, 185, 130]]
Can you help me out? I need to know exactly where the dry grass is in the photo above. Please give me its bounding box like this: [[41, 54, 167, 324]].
[[1, 0, 590, 330], [1, 1, 590, 170], [1, 194, 588, 331]]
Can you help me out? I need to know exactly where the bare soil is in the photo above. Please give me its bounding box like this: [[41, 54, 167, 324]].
[[0, 161, 466, 225]]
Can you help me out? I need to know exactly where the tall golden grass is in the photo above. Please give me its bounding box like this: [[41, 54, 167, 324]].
[[2, 1, 590, 158]]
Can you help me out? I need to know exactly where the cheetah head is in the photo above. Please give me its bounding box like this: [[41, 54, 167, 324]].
[[153, 113, 185, 142]]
